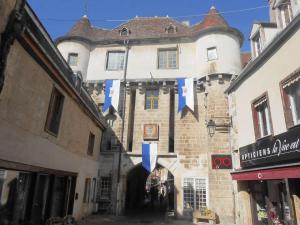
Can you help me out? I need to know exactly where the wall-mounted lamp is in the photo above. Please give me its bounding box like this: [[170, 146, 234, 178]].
[[206, 116, 232, 137], [206, 119, 216, 137]]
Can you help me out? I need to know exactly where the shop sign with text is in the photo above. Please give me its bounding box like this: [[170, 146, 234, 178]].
[[240, 126, 300, 168]]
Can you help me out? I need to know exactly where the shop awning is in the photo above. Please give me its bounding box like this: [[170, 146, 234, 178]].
[[231, 166, 300, 181]]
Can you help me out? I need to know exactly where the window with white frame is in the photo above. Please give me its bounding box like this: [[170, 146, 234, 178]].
[[281, 73, 300, 127], [67, 53, 78, 66], [278, 0, 293, 28], [100, 176, 112, 200], [207, 47, 218, 61], [158, 48, 178, 69], [106, 51, 125, 70], [183, 178, 207, 210], [252, 94, 273, 139]]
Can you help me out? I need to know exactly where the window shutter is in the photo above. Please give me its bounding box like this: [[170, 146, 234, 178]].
[[251, 104, 261, 139], [282, 88, 294, 128]]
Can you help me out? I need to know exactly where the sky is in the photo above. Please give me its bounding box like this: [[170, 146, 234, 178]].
[[27, 0, 270, 52]]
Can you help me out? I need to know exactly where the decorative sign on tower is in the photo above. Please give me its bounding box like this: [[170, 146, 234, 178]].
[[143, 124, 159, 140]]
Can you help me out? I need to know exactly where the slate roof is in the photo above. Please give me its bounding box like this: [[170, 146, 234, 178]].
[[57, 6, 244, 45]]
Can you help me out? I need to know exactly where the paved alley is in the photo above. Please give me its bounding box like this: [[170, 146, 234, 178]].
[[77, 214, 195, 225]]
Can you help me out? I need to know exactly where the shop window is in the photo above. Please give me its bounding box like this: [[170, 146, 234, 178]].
[[207, 47, 218, 61], [83, 178, 91, 203], [67, 53, 78, 66], [145, 89, 159, 110], [183, 178, 207, 210], [251, 94, 273, 139], [281, 73, 300, 128], [87, 132, 95, 156], [106, 51, 125, 71], [278, 0, 293, 28], [45, 87, 64, 136], [158, 48, 178, 69], [100, 176, 112, 200]]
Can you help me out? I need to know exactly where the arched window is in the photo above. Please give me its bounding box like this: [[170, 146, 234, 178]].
[[166, 24, 177, 34], [120, 27, 130, 36]]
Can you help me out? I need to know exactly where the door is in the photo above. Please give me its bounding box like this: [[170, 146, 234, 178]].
[[250, 181, 269, 225], [30, 174, 50, 225]]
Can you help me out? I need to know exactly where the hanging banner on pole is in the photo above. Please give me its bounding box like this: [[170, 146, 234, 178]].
[[177, 78, 194, 112], [142, 143, 158, 173], [102, 80, 120, 112]]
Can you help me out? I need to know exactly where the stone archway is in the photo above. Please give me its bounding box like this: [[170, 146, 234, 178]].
[[125, 163, 175, 215]]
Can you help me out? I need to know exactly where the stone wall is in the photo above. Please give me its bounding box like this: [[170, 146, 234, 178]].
[[92, 75, 235, 223]]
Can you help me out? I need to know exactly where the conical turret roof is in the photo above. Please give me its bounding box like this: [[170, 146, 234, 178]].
[[193, 6, 229, 32]]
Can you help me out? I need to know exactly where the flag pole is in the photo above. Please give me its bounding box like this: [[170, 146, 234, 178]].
[[116, 39, 129, 215]]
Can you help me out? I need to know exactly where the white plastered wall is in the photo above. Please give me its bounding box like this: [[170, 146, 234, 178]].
[[233, 28, 300, 148]]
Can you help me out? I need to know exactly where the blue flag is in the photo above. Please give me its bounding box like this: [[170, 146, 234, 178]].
[[177, 78, 194, 112], [142, 143, 158, 173], [103, 80, 120, 112]]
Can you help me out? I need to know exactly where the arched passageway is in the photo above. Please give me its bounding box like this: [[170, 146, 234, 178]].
[[125, 164, 175, 216]]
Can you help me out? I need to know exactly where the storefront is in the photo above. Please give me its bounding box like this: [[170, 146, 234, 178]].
[[0, 160, 77, 225], [232, 126, 300, 225]]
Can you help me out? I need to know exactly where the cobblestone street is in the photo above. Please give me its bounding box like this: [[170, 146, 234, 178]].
[[77, 214, 195, 225]]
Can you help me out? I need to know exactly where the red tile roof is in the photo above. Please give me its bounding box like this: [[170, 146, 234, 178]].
[[240, 52, 252, 68], [192, 6, 229, 32], [57, 7, 243, 45]]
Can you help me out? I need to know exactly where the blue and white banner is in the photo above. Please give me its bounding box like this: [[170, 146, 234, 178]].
[[142, 143, 158, 173], [102, 80, 120, 112], [177, 78, 194, 112]]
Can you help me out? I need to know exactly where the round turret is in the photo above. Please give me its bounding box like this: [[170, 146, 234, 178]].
[[193, 6, 243, 76], [56, 16, 91, 81]]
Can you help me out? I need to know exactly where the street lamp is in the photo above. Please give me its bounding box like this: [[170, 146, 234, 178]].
[[206, 119, 216, 137]]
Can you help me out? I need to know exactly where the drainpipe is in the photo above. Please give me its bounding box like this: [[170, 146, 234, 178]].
[[116, 39, 130, 215], [0, 0, 26, 93]]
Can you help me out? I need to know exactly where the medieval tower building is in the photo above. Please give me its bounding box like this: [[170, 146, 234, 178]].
[[56, 7, 244, 224]]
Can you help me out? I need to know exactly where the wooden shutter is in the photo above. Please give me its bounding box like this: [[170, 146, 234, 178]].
[[281, 86, 294, 128], [251, 104, 261, 139]]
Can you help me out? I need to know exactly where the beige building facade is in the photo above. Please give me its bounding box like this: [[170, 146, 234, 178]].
[[227, 0, 300, 225], [57, 6, 245, 224], [0, 2, 106, 224]]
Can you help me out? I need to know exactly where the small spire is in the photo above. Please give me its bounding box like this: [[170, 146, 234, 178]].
[[210, 5, 216, 10], [83, 15, 88, 18]]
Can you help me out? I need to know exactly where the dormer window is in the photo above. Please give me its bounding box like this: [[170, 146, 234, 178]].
[[120, 27, 130, 36], [278, 0, 293, 28], [252, 32, 262, 57], [166, 24, 177, 34]]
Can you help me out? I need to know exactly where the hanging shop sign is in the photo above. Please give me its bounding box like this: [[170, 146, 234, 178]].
[[211, 155, 232, 169], [143, 124, 159, 140], [240, 125, 300, 169]]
